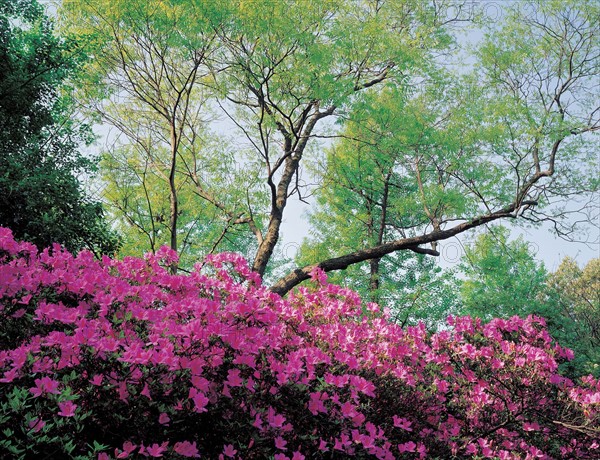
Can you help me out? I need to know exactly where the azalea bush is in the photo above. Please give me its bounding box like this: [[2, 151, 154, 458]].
[[0, 227, 598, 459]]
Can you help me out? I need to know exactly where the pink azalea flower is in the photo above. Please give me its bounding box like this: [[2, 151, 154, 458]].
[[308, 391, 328, 415], [90, 374, 103, 386], [19, 293, 32, 304], [141, 383, 152, 399], [146, 442, 168, 457], [398, 441, 416, 453], [158, 412, 170, 425], [523, 421, 541, 432], [267, 407, 286, 428], [392, 415, 413, 431], [222, 444, 237, 458], [174, 441, 200, 457], [226, 368, 243, 387], [275, 436, 287, 450], [465, 443, 478, 455], [11, 308, 25, 318], [28, 418, 45, 432], [30, 376, 61, 397], [57, 401, 77, 417], [0, 367, 19, 383], [189, 388, 209, 413], [252, 413, 263, 430], [115, 441, 137, 458], [339, 401, 357, 418]]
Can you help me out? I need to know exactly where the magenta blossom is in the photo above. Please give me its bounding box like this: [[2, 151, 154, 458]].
[[0, 227, 598, 459]]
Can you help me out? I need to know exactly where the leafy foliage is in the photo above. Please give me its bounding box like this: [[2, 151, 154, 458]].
[[298, 80, 469, 318], [0, 0, 118, 256], [99, 137, 263, 269], [1, 227, 598, 459], [458, 227, 548, 321], [60, 0, 271, 267]]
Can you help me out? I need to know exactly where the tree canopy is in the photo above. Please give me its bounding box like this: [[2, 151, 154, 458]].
[[0, 0, 119, 255], [57, 0, 597, 294], [57, 0, 598, 293], [547, 257, 600, 377], [454, 227, 599, 377]]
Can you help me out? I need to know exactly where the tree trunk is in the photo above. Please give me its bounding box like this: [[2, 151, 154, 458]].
[[168, 123, 179, 272], [252, 155, 299, 276], [251, 108, 331, 276], [369, 258, 381, 302]]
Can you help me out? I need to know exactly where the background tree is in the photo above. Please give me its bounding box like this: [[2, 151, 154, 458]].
[[458, 227, 548, 321], [297, 81, 462, 325], [0, 0, 118, 255], [62, 0, 453, 274], [98, 119, 264, 269], [214, 0, 453, 278], [547, 257, 600, 377], [62, 0, 265, 268], [456, 228, 599, 377]]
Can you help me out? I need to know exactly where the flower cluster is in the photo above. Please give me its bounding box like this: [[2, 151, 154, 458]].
[[0, 227, 598, 459]]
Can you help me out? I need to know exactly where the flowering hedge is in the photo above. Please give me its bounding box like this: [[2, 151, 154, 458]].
[[0, 227, 598, 459]]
